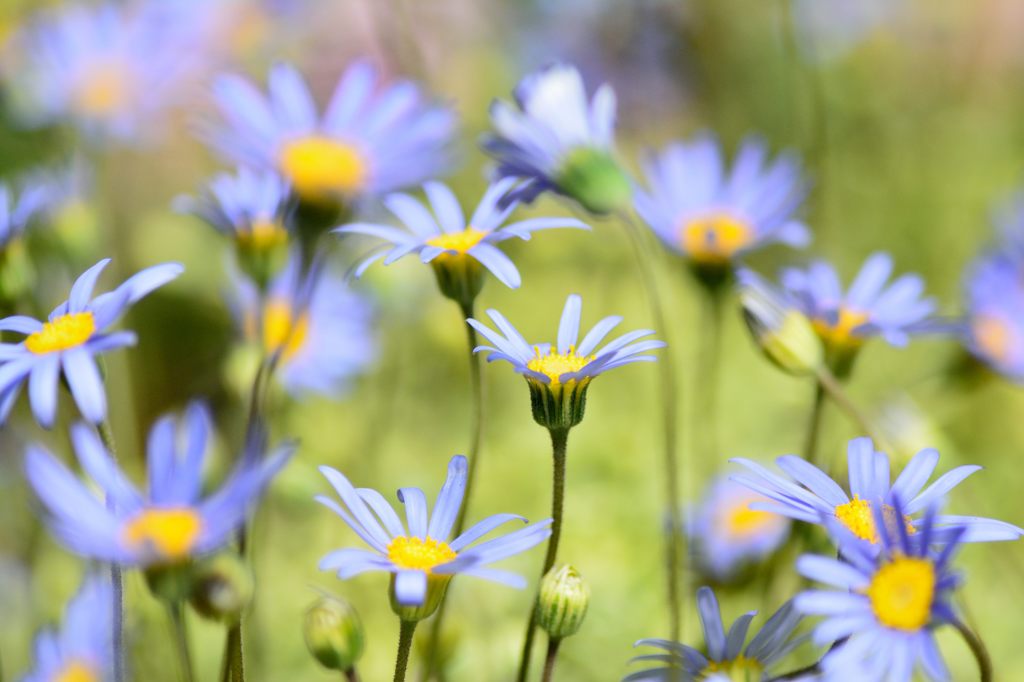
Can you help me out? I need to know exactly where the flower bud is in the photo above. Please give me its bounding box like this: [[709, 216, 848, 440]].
[[536, 565, 590, 640], [304, 596, 365, 672], [556, 148, 632, 216], [189, 553, 254, 623], [739, 270, 823, 376]]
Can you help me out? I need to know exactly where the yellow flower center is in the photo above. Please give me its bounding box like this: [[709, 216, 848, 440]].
[[812, 307, 869, 348], [720, 499, 779, 539], [122, 508, 202, 561], [866, 556, 936, 631], [972, 315, 1011, 363], [387, 536, 457, 572], [526, 346, 595, 386], [426, 228, 487, 255], [261, 299, 310, 360], [24, 312, 96, 355], [278, 135, 367, 201], [702, 655, 763, 681], [680, 213, 753, 264], [834, 496, 915, 544], [54, 660, 99, 682], [238, 219, 288, 252], [73, 62, 132, 118]]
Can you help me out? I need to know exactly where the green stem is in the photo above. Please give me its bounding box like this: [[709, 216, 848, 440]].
[[697, 285, 725, 468], [953, 619, 993, 682], [345, 668, 361, 682], [393, 620, 419, 682], [97, 420, 124, 682], [802, 381, 827, 467], [541, 638, 561, 682], [516, 428, 570, 682], [219, 625, 244, 682], [168, 602, 195, 682]]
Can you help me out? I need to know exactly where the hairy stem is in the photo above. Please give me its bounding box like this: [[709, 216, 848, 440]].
[[541, 638, 562, 682], [393, 620, 419, 682]]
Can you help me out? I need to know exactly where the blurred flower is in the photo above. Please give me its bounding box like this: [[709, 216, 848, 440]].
[[468, 294, 665, 429], [625, 587, 804, 681], [0, 177, 48, 250], [0, 258, 182, 428], [738, 268, 824, 376], [338, 179, 588, 304], [795, 502, 961, 681], [233, 254, 375, 399], [22, 575, 112, 682], [634, 135, 810, 279], [316, 454, 551, 621], [687, 476, 790, 581], [483, 63, 631, 214], [731, 437, 1023, 548], [25, 402, 293, 566], [207, 61, 455, 206]]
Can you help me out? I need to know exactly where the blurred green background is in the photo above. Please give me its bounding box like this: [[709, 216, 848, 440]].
[[2, 0, 1024, 679]]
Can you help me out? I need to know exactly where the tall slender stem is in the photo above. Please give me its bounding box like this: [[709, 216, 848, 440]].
[[393, 620, 419, 682], [516, 428, 570, 682], [169, 602, 195, 682], [953, 619, 993, 682], [802, 381, 826, 466], [696, 285, 725, 468], [97, 420, 124, 682], [541, 638, 561, 682]]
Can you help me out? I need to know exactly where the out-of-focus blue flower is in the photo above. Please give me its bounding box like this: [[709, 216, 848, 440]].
[[337, 178, 588, 288], [780, 252, 935, 351], [9, 2, 205, 142], [207, 62, 455, 204], [483, 63, 631, 214], [316, 455, 551, 609], [962, 251, 1024, 381], [795, 503, 961, 681], [634, 135, 810, 270], [22, 575, 112, 682], [25, 402, 292, 566], [625, 587, 805, 681], [177, 166, 292, 249], [234, 254, 375, 398], [687, 476, 790, 581], [0, 178, 48, 249], [731, 437, 1023, 548], [0, 259, 182, 428]]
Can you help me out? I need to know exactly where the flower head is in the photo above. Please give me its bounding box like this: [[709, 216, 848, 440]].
[[483, 63, 631, 214], [625, 587, 805, 681], [688, 476, 790, 581], [0, 258, 182, 428], [634, 135, 810, 278], [337, 179, 588, 304], [795, 503, 963, 681], [23, 575, 112, 682], [207, 62, 455, 205], [468, 294, 665, 429], [731, 437, 1022, 549], [316, 455, 551, 621], [25, 402, 293, 566]]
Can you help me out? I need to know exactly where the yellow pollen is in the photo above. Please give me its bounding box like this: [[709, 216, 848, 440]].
[[972, 315, 1011, 363], [261, 299, 310, 360], [866, 556, 936, 631], [526, 345, 595, 386], [680, 213, 753, 264], [426, 228, 488, 255], [53, 660, 99, 682], [702, 655, 763, 680], [812, 307, 869, 348], [834, 496, 915, 544], [238, 219, 288, 251], [73, 62, 131, 117], [278, 135, 367, 200], [25, 312, 96, 355], [720, 499, 778, 539], [387, 536, 457, 572], [122, 508, 202, 561]]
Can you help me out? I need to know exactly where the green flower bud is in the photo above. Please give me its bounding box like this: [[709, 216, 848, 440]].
[[431, 255, 485, 309], [740, 273, 823, 376], [536, 565, 590, 640], [304, 596, 365, 672], [556, 148, 632, 216], [189, 553, 254, 623], [388, 574, 452, 622]]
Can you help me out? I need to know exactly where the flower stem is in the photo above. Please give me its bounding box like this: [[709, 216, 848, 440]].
[[344, 668, 361, 682], [168, 601, 195, 682], [393, 620, 419, 682], [97, 420, 124, 682], [541, 638, 561, 682], [802, 380, 827, 467], [953, 619, 993, 682], [814, 368, 884, 445], [696, 284, 725, 468], [219, 626, 244, 682], [516, 428, 570, 682]]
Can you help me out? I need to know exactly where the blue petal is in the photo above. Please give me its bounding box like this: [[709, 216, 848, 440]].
[[68, 259, 111, 313], [62, 348, 106, 424], [427, 455, 467, 541], [397, 487, 428, 539], [28, 355, 60, 429], [393, 570, 427, 606], [696, 587, 727, 661], [557, 294, 582, 354]]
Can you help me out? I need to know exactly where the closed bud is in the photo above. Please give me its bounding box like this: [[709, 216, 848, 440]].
[[189, 553, 254, 623], [536, 565, 589, 640], [556, 148, 632, 216], [739, 270, 823, 376], [304, 596, 365, 672]]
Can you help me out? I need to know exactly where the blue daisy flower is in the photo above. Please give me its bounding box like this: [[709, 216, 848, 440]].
[[25, 402, 293, 566], [468, 293, 665, 428], [177, 166, 292, 250], [207, 61, 455, 204], [234, 253, 375, 398], [634, 134, 810, 270], [316, 454, 551, 616], [482, 63, 631, 214], [687, 476, 790, 581], [795, 502, 963, 681], [337, 178, 588, 292], [0, 258, 182, 428], [625, 587, 805, 681], [780, 252, 935, 352], [22, 575, 112, 682], [731, 437, 1022, 548], [0, 178, 49, 249]]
